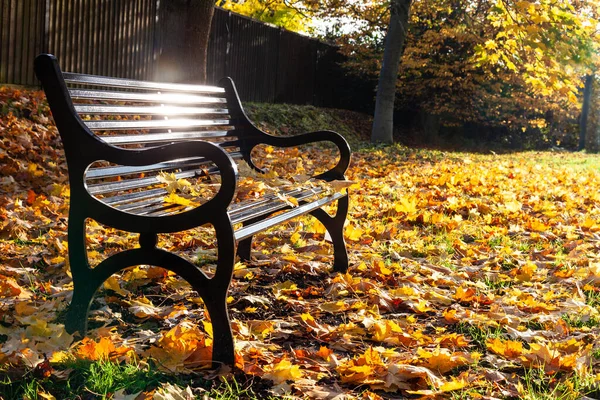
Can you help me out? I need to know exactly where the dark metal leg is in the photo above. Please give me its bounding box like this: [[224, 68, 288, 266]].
[[203, 289, 235, 368], [310, 195, 349, 273], [236, 236, 252, 262], [65, 281, 94, 337], [65, 215, 94, 336], [207, 214, 237, 368]]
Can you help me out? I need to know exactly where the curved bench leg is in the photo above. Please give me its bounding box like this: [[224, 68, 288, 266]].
[[65, 281, 94, 336], [65, 215, 95, 336], [204, 289, 235, 368], [310, 195, 349, 273], [206, 215, 237, 368]]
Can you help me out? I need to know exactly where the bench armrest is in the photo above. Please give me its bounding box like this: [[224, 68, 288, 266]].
[[246, 130, 351, 181], [78, 141, 239, 233], [219, 77, 351, 182]]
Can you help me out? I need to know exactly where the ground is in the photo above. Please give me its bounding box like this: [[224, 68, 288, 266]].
[[2, 86, 600, 399]]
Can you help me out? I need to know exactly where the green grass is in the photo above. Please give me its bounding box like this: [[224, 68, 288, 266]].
[[483, 277, 514, 290], [518, 367, 600, 400], [0, 359, 168, 399], [561, 314, 600, 329], [530, 152, 600, 172], [0, 359, 278, 400], [584, 289, 600, 308], [455, 322, 503, 352], [244, 103, 370, 149]]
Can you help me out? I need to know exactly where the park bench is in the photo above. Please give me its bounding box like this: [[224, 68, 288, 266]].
[[34, 53, 351, 367]]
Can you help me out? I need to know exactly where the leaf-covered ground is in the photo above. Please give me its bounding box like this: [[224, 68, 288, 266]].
[[2, 86, 600, 399]]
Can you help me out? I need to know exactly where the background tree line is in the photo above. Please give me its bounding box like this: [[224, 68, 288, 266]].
[[175, 0, 599, 148]]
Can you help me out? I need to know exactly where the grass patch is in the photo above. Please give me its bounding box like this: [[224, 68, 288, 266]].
[[0, 359, 279, 399], [455, 322, 503, 352], [244, 103, 371, 149], [561, 314, 600, 329], [519, 367, 600, 400], [584, 289, 600, 308], [0, 359, 170, 399], [483, 277, 514, 290]]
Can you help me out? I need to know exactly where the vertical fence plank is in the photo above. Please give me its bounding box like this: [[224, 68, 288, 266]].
[[7, 0, 16, 83]]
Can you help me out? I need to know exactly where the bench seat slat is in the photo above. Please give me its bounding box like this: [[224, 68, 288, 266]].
[[86, 169, 200, 195], [103, 184, 332, 227], [86, 156, 214, 179], [86, 151, 242, 182], [63, 72, 225, 93], [74, 105, 229, 116], [230, 188, 326, 225], [117, 197, 170, 214], [103, 187, 167, 206], [102, 130, 235, 145], [229, 188, 305, 215], [84, 119, 232, 131], [233, 193, 344, 241], [133, 202, 186, 216], [69, 89, 227, 104]]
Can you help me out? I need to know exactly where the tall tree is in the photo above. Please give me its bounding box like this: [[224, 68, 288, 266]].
[[328, 0, 599, 143], [371, 0, 412, 144]]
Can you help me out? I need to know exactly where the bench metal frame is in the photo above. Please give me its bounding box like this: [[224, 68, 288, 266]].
[[34, 53, 351, 367]]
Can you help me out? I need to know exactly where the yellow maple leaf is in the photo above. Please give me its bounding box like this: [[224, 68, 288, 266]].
[[103, 276, 128, 296], [439, 377, 468, 392], [395, 196, 418, 213], [345, 224, 364, 241], [486, 338, 523, 358], [443, 309, 461, 323], [75, 337, 118, 361], [164, 192, 194, 207], [316, 346, 333, 360], [527, 219, 549, 232], [514, 262, 537, 282], [264, 358, 303, 384]]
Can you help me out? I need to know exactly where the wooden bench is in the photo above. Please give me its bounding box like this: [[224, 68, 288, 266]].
[[34, 53, 351, 367]]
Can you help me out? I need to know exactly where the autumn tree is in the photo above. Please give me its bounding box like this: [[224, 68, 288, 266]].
[[371, 0, 412, 144], [163, 0, 599, 146], [322, 0, 599, 145], [217, 0, 310, 32]]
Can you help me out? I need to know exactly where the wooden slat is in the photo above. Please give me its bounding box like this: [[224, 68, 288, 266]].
[[64, 72, 225, 93], [74, 104, 229, 115], [86, 169, 199, 195], [85, 152, 242, 194], [69, 89, 227, 104], [130, 202, 185, 216], [229, 187, 324, 224], [101, 130, 235, 145], [86, 156, 218, 179], [233, 193, 344, 241], [118, 197, 172, 214], [84, 118, 231, 131], [103, 187, 166, 206]]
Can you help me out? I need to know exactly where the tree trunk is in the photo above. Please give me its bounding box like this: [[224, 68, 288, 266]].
[[586, 76, 600, 153], [186, 0, 215, 83], [371, 0, 412, 144], [580, 74, 593, 151], [156, 0, 214, 83]]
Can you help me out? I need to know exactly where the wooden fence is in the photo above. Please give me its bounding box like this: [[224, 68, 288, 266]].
[[0, 1, 342, 106]]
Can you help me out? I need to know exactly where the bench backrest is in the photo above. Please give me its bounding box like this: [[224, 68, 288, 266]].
[[35, 54, 252, 223]]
